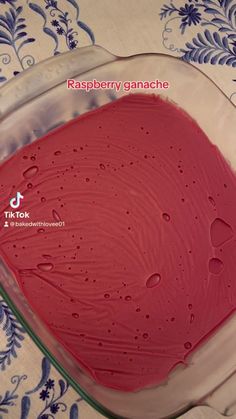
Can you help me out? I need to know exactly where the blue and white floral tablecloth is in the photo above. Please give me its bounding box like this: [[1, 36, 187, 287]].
[[0, 1, 236, 418]]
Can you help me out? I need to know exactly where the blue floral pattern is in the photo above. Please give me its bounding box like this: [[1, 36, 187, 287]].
[[28, 0, 94, 54], [0, 299, 25, 371], [0, 3, 35, 78], [20, 357, 81, 418], [0, 355, 81, 418], [0, 375, 27, 415], [160, 0, 236, 66], [0, 0, 94, 82], [0, 302, 80, 417]]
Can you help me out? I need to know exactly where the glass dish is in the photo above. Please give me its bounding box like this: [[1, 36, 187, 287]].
[[0, 45, 236, 419]]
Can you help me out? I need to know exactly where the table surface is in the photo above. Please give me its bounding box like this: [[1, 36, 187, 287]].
[[0, 1, 236, 418]]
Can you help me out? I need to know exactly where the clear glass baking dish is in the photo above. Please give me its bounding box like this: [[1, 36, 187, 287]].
[[0, 45, 236, 419]]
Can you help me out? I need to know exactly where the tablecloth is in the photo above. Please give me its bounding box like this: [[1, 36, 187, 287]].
[[0, 1, 236, 418]]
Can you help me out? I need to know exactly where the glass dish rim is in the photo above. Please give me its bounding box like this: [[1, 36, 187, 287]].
[[0, 44, 234, 123]]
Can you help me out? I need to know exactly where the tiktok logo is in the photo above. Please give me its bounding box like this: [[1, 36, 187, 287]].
[[10, 192, 24, 209]]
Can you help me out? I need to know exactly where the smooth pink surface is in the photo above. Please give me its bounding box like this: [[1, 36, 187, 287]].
[[0, 94, 236, 391]]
